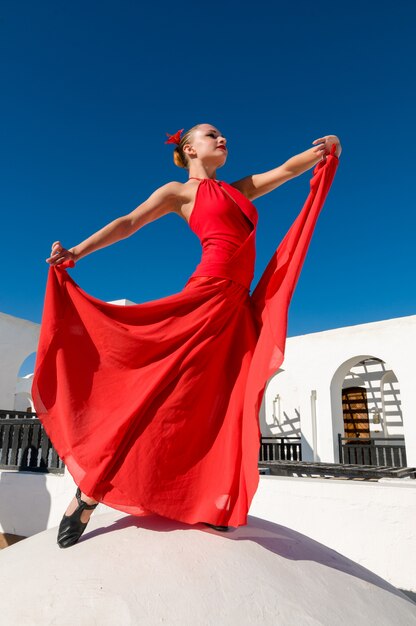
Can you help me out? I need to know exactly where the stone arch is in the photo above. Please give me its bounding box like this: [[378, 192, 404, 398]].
[[330, 354, 405, 461], [330, 355, 375, 442], [13, 390, 34, 412], [260, 368, 300, 436], [14, 352, 37, 413], [380, 370, 403, 436], [17, 352, 37, 378]]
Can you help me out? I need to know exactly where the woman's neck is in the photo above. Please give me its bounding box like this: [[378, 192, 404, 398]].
[[188, 163, 217, 180]]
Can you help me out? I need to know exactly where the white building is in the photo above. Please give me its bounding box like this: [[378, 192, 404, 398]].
[[261, 314, 416, 467]]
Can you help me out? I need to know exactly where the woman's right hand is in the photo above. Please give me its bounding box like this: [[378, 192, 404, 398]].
[[46, 241, 76, 266]]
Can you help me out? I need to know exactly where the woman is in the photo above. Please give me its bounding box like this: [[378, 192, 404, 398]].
[[33, 123, 341, 548]]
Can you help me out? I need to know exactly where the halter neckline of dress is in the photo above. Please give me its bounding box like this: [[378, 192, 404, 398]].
[[188, 177, 221, 182]]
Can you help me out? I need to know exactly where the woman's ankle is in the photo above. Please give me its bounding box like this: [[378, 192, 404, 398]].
[[80, 492, 98, 506]]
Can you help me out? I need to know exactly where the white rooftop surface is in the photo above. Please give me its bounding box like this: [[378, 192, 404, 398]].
[[1, 511, 415, 625]]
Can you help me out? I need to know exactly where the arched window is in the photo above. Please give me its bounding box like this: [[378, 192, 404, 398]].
[[14, 352, 37, 413]]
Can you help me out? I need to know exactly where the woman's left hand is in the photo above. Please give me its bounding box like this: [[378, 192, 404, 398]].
[[312, 135, 342, 158]]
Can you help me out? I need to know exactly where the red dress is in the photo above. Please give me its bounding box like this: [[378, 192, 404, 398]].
[[32, 150, 338, 527]]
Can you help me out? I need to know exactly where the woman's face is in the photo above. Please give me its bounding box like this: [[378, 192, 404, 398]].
[[185, 124, 228, 165]]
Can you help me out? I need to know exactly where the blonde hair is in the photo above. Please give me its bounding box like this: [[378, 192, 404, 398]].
[[173, 124, 201, 169]]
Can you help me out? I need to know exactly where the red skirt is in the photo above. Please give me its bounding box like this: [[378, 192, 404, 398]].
[[33, 272, 260, 526]]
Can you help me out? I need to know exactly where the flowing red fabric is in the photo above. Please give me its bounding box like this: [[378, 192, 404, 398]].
[[32, 150, 338, 527]]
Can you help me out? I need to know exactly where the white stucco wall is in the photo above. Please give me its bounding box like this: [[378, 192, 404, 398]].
[[263, 315, 416, 466], [0, 469, 114, 537], [250, 475, 416, 593], [0, 312, 40, 410]]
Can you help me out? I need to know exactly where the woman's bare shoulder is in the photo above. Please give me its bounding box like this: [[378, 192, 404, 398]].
[[154, 180, 194, 200], [166, 180, 196, 193], [152, 180, 199, 222]]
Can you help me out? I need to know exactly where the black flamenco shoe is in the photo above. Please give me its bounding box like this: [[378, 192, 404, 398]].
[[57, 487, 98, 549], [203, 523, 230, 532]]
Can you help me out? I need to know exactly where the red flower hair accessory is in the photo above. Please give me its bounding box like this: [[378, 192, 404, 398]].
[[165, 129, 184, 145]]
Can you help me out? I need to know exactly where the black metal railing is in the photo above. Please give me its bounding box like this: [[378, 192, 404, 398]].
[[0, 410, 64, 473], [338, 434, 407, 468], [259, 436, 302, 462], [258, 459, 416, 480]]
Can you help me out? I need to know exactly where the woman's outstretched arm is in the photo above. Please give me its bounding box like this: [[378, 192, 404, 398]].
[[46, 182, 183, 266], [232, 135, 342, 201]]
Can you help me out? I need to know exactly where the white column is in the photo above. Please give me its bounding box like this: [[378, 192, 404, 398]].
[[311, 390, 318, 462]]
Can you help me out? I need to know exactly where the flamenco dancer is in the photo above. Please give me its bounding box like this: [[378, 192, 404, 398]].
[[33, 124, 341, 548]]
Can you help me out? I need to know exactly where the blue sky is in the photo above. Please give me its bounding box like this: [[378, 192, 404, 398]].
[[1, 1, 415, 376]]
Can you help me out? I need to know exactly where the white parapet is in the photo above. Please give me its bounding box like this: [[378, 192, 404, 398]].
[[250, 475, 416, 593]]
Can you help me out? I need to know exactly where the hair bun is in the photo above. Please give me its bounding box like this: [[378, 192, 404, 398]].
[[173, 148, 187, 169]]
